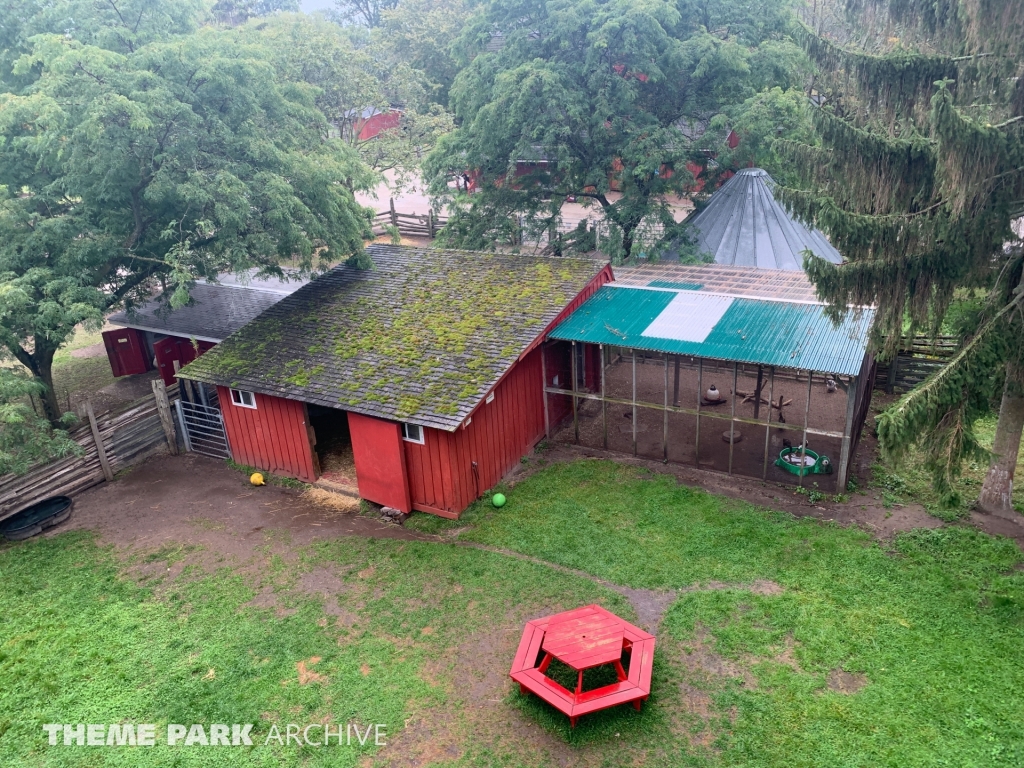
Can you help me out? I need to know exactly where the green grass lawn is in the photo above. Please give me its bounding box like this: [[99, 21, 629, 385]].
[[3, 459, 1024, 766]]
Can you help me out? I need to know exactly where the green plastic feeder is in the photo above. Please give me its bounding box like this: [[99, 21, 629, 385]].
[[775, 447, 833, 477]]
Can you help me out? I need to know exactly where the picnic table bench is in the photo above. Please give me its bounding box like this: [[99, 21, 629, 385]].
[[509, 604, 655, 728]]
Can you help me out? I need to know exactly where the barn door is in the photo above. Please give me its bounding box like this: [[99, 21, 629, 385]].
[[347, 412, 412, 512], [102, 328, 150, 377]]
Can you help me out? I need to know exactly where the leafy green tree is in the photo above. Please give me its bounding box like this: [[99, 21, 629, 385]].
[[242, 13, 454, 183], [779, 1, 1024, 514], [330, 0, 397, 28], [0, 18, 372, 425], [424, 0, 796, 258], [380, 0, 470, 104], [0, 0, 205, 88], [212, 0, 300, 26], [0, 369, 80, 475], [708, 86, 816, 188]]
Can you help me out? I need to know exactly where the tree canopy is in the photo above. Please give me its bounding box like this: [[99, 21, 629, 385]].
[[781, 0, 1024, 513], [0, 3, 374, 427], [240, 13, 453, 184], [423, 0, 805, 258]]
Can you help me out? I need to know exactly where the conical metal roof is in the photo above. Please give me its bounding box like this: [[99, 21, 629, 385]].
[[685, 168, 842, 270]]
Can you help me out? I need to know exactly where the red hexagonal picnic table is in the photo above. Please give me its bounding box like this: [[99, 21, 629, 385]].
[[509, 604, 655, 727]]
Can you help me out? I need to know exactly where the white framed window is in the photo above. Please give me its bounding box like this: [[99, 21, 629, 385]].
[[230, 389, 257, 409], [401, 422, 424, 444]]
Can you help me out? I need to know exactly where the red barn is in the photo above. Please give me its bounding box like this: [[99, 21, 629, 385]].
[[105, 276, 304, 386], [350, 107, 402, 142], [179, 245, 612, 518]]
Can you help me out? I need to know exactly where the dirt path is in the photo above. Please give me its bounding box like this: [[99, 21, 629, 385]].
[[54, 453, 781, 630], [457, 542, 783, 631], [56, 454, 431, 568]]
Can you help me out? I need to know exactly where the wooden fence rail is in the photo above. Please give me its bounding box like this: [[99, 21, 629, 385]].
[[371, 199, 448, 239], [0, 384, 179, 524], [874, 335, 960, 394]]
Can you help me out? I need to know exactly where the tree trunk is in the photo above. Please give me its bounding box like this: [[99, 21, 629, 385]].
[[977, 360, 1024, 518], [621, 224, 635, 260]]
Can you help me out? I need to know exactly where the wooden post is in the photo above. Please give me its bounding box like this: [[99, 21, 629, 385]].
[[837, 374, 860, 492], [663, 356, 669, 462], [390, 197, 398, 227], [762, 367, 776, 480], [427, 210, 436, 239], [753, 366, 764, 419], [672, 356, 680, 407], [85, 401, 114, 483], [797, 374, 813, 487], [541, 343, 550, 439], [728, 363, 738, 474], [571, 341, 579, 444], [695, 359, 702, 466], [151, 378, 179, 456], [886, 353, 898, 394], [601, 344, 608, 449], [631, 350, 637, 456]]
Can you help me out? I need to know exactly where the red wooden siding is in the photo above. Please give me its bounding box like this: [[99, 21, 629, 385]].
[[356, 110, 401, 141], [156, 336, 216, 386], [347, 412, 413, 513], [404, 265, 615, 519], [404, 346, 545, 517], [217, 387, 318, 482], [102, 328, 151, 377]]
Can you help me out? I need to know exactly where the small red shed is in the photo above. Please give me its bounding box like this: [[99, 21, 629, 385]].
[[106, 279, 302, 386], [102, 327, 153, 377], [344, 107, 403, 142], [179, 245, 613, 518]]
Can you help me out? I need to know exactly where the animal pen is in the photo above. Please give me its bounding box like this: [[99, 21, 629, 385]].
[[543, 281, 876, 493]]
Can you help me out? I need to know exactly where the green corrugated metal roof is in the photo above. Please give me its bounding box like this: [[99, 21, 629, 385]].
[[549, 286, 873, 375]]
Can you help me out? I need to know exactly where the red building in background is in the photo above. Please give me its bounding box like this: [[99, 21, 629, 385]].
[[104, 274, 306, 386]]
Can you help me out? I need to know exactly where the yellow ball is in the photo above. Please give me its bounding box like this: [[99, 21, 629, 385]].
[[250, 472, 265, 486]]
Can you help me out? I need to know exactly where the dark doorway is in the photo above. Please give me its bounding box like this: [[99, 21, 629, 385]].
[[308, 405, 355, 490]]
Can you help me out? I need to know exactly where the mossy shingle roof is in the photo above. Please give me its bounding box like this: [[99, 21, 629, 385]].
[[179, 245, 605, 430], [108, 283, 287, 342]]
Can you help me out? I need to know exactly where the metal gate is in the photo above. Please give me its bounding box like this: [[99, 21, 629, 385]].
[[175, 399, 231, 459]]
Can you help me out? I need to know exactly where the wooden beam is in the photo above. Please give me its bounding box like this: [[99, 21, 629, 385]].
[[762, 367, 775, 480], [728, 362, 738, 475], [753, 366, 764, 419], [631, 350, 637, 457], [663, 356, 669, 462], [837, 374, 860, 492], [151, 379, 178, 456], [672, 356, 681, 408], [571, 341, 579, 444], [85, 401, 114, 483], [541, 343, 550, 439], [601, 344, 608, 449], [695, 359, 702, 466]]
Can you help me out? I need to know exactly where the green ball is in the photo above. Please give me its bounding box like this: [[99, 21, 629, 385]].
[[491, 493, 506, 508]]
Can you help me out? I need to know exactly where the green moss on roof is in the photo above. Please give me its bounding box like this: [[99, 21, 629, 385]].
[[180, 245, 605, 430]]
